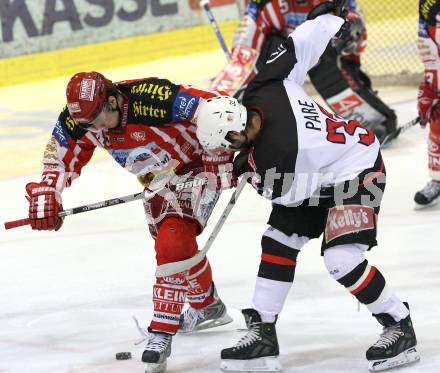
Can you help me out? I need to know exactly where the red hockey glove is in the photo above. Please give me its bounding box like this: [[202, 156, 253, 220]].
[[202, 151, 237, 190], [418, 82, 440, 127], [26, 182, 63, 231]]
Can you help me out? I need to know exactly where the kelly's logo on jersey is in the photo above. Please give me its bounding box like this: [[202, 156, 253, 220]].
[[131, 83, 173, 101], [325, 205, 375, 243]]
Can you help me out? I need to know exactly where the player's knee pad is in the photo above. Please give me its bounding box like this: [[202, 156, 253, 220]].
[[323, 244, 367, 280], [324, 244, 390, 306], [155, 217, 198, 265], [258, 228, 305, 283]]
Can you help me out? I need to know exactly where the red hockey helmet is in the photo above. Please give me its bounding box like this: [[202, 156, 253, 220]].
[[66, 71, 114, 123]]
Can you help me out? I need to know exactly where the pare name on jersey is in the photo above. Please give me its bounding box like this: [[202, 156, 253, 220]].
[[298, 100, 322, 131]]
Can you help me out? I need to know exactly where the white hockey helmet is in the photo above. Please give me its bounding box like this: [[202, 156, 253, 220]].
[[196, 96, 247, 150]]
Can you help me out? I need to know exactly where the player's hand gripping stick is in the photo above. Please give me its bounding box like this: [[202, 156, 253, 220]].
[[4, 192, 145, 230]]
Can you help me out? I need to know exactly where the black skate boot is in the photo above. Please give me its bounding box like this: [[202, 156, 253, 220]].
[[220, 309, 281, 372], [142, 328, 172, 373], [179, 284, 232, 333], [414, 180, 440, 208], [366, 303, 420, 371]]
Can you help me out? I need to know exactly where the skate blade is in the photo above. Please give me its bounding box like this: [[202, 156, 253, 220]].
[[180, 314, 233, 333], [414, 198, 439, 210], [220, 356, 282, 372], [144, 361, 167, 373], [368, 346, 420, 371]]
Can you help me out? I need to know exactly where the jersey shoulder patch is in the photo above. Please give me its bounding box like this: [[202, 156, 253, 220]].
[[53, 106, 87, 145]]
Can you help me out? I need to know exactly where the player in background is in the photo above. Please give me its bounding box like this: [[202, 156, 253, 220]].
[[211, 0, 397, 142], [196, 3, 419, 372], [415, 0, 440, 207], [25, 72, 234, 373]]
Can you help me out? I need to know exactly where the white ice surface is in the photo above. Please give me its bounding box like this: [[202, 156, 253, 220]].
[[0, 55, 439, 373]]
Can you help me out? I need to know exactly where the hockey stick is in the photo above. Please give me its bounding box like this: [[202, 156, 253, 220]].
[[200, 0, 231, 61], [155, 177, 247, 277], [4, 174, 213, 230], [4, 191, 145, 230], [380, 116, 420, 148]]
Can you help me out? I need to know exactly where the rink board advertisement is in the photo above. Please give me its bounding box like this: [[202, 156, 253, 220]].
[[0, 0, 239, 58]]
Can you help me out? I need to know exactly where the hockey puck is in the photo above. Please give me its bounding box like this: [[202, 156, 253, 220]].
[[115, 352, 132, 360]]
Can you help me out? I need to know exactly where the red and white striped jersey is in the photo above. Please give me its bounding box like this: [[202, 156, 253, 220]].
[[43, 78, 221, 192], [418, 0, 440, 91], [235, 0, 358, 52]]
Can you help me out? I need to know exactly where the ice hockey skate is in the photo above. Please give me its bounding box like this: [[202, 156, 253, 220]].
[[366, 304, 420, 371], [220, 309, 281, 372], [141, 328, 173, 373], [414, 180, 440, 209], [179, 286, 232, 333]]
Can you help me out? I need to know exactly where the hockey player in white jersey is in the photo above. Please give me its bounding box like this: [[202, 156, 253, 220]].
[[195, 1, 419, 371], [211, 0, 397, 142]]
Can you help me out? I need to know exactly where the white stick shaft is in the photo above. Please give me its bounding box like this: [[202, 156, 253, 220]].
[[155, 178, 247, 277]]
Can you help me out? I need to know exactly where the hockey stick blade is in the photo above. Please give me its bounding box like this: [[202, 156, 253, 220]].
[[380, 116, 420, 149], [4, 192, 144, 230], [155, 177, 247, 277]]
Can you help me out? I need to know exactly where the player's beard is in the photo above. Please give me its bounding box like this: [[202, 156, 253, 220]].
[[227, 130, 252, 151]]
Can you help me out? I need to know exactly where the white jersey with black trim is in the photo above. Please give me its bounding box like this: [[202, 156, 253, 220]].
[[243, 14, 380, 205]]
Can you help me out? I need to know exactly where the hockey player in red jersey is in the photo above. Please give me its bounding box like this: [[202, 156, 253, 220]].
[[415, 0, 440, 207], [211, 0, 397, 142], [25, 71, 234, 373], [196, 2, 419, 371]]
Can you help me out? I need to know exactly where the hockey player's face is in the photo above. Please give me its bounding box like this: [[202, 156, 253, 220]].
[[226, 110, 261, 151], [226, 130, 248, 152], [78, 97, 120, 132]]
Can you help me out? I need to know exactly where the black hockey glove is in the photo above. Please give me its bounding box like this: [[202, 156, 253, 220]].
[[333, 0, 348, 18], [233, 150, 251, 179], [307, 0, 348, 21]]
